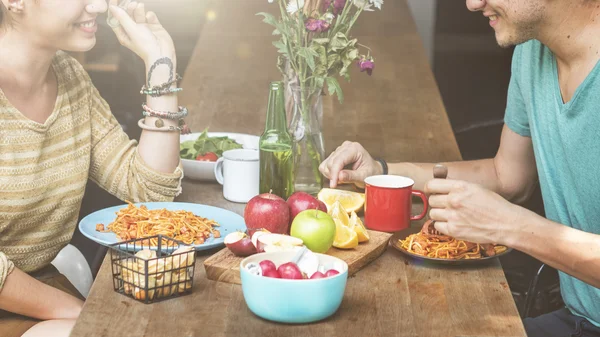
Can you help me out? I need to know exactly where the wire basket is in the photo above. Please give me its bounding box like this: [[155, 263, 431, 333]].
[[109, 235, 196, 304]]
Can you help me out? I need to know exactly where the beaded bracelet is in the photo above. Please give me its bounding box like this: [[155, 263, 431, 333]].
[[138, 118, 183, 133], [142, 104, 188, 120], [141, 87, 183, 97], [141, 74, 183, 97]]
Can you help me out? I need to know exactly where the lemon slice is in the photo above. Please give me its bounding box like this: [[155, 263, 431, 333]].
[[328, 200, 350, 227], [333, 218, 359, 249], [318, 188, 365, 213], [349, 211, 370, 243]]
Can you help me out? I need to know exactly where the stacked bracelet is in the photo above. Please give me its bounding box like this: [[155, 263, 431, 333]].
[[138, 118, 183, 133], [141, 87, 183, 97], [142, 104, 188, 120], [141, 73, 183, 97]]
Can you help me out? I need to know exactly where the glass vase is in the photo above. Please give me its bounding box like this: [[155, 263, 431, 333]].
[[287, 85, 325, 196]]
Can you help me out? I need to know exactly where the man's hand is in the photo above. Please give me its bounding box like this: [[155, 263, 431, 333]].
[[425, 178, 523, 245], [319, 141, 382, 188]]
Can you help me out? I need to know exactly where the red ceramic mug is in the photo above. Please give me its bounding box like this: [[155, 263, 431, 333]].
[[363, 175, 428, 232]]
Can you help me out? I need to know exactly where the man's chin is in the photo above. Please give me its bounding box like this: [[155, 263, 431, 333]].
[[495, 31, 533, 48]]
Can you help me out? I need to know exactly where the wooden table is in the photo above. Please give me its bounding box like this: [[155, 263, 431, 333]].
[[71, 1, 526, 336]]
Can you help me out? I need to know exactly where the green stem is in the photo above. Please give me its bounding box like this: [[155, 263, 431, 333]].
[[329, 0, 353, 39], [346, 4, 365, 36], [278, 0, 301, 75]]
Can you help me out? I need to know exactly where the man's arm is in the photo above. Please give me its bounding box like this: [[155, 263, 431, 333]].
[[0, 268, 83, 320], [389, 125, 538, 203], [507, 209, 600, 288]]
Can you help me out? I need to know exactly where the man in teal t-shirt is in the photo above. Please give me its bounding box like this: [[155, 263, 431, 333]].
[[504, 38, 600, 334], [318, 0, 600, 336]]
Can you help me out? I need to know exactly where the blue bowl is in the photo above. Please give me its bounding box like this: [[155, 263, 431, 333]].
[[240, 251, 348, 324]]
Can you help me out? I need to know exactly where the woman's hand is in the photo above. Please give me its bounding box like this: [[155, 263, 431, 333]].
[[425, 178, 524, 245], [319, 141, 382, 188], [107, 1, 176, 66]]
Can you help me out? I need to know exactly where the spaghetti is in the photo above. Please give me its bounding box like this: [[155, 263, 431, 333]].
[[102, 202, 221, 246], [399, 220, 507, 260]]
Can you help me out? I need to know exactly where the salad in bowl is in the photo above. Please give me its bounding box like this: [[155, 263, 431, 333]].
[[179, 129, 259, 181]]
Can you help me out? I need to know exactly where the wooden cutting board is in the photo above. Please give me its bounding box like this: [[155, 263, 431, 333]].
[[203, 230, 392, 284]]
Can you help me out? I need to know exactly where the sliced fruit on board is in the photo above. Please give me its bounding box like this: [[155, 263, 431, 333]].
[[255, 233, 303, 253], [332, 218, 359, 249], [224, 231, 257, 257], [318, 188, 365, 213], [349, 211, 370, 243], [328, 200, 350, 226]]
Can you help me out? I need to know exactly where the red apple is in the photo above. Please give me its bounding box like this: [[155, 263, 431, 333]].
[[244, 193, 290, 236], [224, 232, 256, 257], [286, 192, 328, 223], [277, 262, 303, 280], [251, 230, 270, 249]]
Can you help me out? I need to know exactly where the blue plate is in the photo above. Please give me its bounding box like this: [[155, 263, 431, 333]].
[[78, 202, 246, 251]]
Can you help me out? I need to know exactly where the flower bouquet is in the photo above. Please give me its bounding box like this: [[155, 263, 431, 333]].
[[258, 0, 383, 195]]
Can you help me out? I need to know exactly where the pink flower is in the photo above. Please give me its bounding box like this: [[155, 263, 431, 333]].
[[305, 18, 330, 33], [322, 0, 346, 15], [358, 56, 375, 75]]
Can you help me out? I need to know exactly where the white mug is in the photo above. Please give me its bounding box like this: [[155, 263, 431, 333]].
[[214, 149, 260, 203]]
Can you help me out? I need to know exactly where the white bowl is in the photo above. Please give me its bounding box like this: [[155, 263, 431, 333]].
[[180, 132, 260, 181]]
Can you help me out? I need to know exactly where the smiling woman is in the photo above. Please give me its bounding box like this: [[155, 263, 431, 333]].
[[0, 0, 189, 336]]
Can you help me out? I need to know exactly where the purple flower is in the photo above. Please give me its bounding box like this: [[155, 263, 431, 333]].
[[358, 56, 375, 76], [305, 18, 330, 33], [322, 0, 346, 15]]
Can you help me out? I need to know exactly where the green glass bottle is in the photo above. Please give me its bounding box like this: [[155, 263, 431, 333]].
[[259, 81, 294, 199]]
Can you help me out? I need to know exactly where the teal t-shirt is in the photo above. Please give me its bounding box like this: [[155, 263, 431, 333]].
[[505, 40, 600, 326]]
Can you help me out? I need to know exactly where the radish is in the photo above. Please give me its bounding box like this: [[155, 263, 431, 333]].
[[325, 269, 340, 277], [263, 269, 282, 278], [259, 260, 277, 275], [310, 271, 326, 279], [224, 232, 256, 257], [277, 262, 303, 279]]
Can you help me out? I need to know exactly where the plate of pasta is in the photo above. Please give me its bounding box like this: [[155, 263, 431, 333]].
[[78, 202, 247, 251], [388, 220, 512, 265]]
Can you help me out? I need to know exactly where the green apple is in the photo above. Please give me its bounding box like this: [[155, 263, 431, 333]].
[[290, 209, 336, 253]]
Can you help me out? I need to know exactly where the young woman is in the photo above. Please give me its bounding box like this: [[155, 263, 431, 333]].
[[0, 0, 187, 336]]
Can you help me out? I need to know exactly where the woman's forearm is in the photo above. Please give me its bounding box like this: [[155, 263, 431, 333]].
[[137, 55, 181, 173], [0, 268, 83, 320], [503, 208, 600, 289]]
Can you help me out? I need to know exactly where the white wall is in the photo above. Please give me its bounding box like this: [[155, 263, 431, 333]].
[[406, 0, 437, 65]]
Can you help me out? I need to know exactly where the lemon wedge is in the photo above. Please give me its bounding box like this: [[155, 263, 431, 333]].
[[318, 188, 365, 213], [349, 211, 370, 243], [332, 218, 359, 249]]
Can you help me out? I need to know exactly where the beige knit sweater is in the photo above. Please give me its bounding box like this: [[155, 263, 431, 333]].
[[0, 51, 184, 291]]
